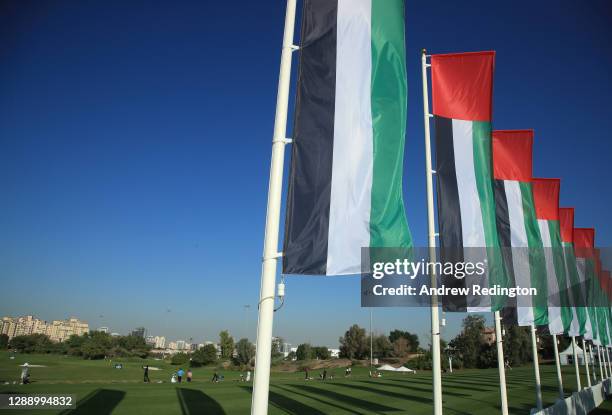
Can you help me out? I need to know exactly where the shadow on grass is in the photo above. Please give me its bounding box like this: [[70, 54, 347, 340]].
[[60, 389, 124, 415], [177, 387, 225, 415], [289, 383, 401, 413], [274, 384, 370, 415], [366, 379, 470, 397], [240, 386, 326, 415]]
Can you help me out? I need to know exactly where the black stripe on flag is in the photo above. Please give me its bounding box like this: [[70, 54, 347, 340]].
[[494, 179, 518, 325], [283, 0, 338, 275], [434, 115, 467, 311]]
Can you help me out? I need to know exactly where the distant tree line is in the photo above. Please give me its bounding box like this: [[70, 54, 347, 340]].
[[5, 331, 151, 360]]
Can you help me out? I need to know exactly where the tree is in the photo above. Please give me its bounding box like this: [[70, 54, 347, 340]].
[[271, 337, 284, 359], [171, 352, 189, 365], [235, 338, 255, 365], [503, 325, 532, 366], [540, 333, 569, 360], [313, 346, 331, 360], [370, 334, 392, 358], [219, 330, 234, 359], [296, 343, 313, 361], [0, 334, 8, 349], [191, 344, 218, 367], [388, 330, 419, 352], [339, 325, 368, 360], [392, 337, 410, 358]]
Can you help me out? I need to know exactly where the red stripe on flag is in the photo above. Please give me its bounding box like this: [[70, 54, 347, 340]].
[[492, 130, 533, 182], [431, 51, 495, 122], [574, 228, 595, 258], [532, 178, 560, 220], [559, 208, 574, 243]]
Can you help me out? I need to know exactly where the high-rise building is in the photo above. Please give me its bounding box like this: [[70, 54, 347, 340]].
[[154, 336, 166, 349], [145, 335, 156, 346], [130, 327, 146, 338], [0, 316, 88, 342], [176, 340, 186, 351], [98, 327, 109, 333]]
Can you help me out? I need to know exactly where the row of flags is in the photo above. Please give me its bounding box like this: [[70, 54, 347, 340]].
[[253, 1, 610, 413], [280, 0, 611, 344]]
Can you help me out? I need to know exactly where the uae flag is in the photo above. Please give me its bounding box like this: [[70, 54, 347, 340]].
[[531, 178, 572, 334], [492, 130, 547, 327], [602, 270, 612, 347], [283, 0, 412, 275], [594, 254, 609, 346], [559, 208, 585, 336], [431, 51, 508, 312], [574, 228, 597, 340]]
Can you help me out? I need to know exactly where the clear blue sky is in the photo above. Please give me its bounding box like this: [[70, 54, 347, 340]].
[[1, 1, 611, 347]]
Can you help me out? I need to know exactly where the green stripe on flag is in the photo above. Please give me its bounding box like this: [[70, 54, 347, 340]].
[[548, 220, 573, 332], [519, 181, 548, 325], [564, 242, 587, 334], [472, 121, 508, 311], [369, 0, 412, 248]]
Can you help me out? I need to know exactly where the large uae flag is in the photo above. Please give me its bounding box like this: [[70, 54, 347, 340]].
[[282, 0, 412, 275], [492, 130, 547, 327], [431, 51, 508, 312], [531, 178, 572, 334], [559, 208, 585, 336], [574, 228, 597, 341]]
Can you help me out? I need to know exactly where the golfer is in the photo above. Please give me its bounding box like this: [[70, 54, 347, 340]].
[[177, 368, 184, 383], [143, 365, 150, 383]]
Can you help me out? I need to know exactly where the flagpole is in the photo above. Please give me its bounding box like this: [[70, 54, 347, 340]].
[[597, 345, 604, 381], [494, 311, 509, 415], [604, 346, 609, 378], [530, 325, 543, 410], [552, 334, 564, 399], [583, 339, 592, 387], [572, 336, 581, 390], [251, 1, 297, 414], [606, 347, 612, 377], [421, 48, 443, 415]]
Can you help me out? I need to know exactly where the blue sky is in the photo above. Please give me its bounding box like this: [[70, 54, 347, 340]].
[[1, 0, 611, 347]]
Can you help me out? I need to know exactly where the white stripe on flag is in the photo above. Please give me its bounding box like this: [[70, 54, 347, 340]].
[[576, 258, 594, 339], [327, 0, 373, 275], [504, 180, 534, 325], [538, 219, 563, 334], [451, 119, 490, 312]]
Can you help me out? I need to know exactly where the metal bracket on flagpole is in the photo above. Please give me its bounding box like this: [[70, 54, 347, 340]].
[[272, 138, 293, 144], [262, 252, 283, 262], [431, 169, 437, 174], [290, 45, 299, 52]]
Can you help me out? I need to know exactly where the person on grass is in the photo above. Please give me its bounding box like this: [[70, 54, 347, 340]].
[[177, 368, 184, 383], [143, 365, 150, 383], [20, 363, 30, 385], [186, 369, 192, 382]]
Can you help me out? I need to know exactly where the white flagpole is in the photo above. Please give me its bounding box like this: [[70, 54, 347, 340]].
[[604, 346, 609, 378], [494, 311, 509, 415], [583, 339, 592, 387], [597, 345, 604, 381], [572, 336, 581, 390], [552, 334, 564, 399], [601, 346, 610, 379], [251, 1, 297, 413], [530, 325, 543, 410], [421, 48, 443, 415], [606, 347, 612, 377]]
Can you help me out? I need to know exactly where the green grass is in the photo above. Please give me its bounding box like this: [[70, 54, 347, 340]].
[[0, 352, 610, 414]]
